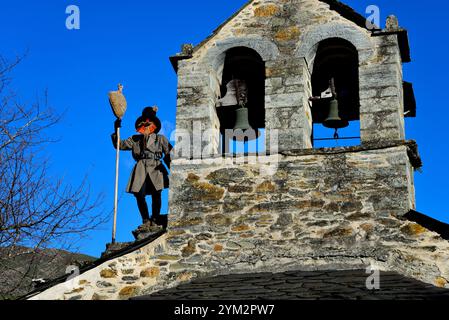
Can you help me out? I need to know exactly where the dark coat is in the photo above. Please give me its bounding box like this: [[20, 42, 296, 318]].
[[112, 133, 172, 194]]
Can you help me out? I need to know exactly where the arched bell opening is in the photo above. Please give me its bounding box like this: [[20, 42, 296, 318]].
[[215, 47, 266, 155], [310, 38, 361, 148]]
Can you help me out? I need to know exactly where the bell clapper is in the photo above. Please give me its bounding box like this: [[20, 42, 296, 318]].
[[334, 129, 339, 140]]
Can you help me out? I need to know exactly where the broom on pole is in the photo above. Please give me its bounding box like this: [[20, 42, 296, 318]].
[[108, 84, 128, 244]]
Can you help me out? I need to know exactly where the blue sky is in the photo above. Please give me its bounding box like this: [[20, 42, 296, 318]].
[[1, 0, 448, 257]]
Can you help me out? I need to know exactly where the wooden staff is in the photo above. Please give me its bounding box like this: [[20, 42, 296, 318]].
[[112, 125, 120, 244], [108, 84, 127, 244]]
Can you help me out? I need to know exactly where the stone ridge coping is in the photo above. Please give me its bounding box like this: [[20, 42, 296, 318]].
[[372, 29, 411, 63], [191, 0, 255, 55], [319, 0, 375, 30], [283, 140, 421, 168], [406, 210, 449, 241], [132, 269, 449, 300], [169, 0, 254, 72], [19, 230, 167, 300], [173, 140, 422, 169], [170, 0, 378, 67]]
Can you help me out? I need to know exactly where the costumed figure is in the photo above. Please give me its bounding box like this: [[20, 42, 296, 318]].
[[112, 106, 173, 229]]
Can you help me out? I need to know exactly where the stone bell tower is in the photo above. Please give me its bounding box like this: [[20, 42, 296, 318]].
[[27, 1, 449, 301], [165, 0, 449, 287]]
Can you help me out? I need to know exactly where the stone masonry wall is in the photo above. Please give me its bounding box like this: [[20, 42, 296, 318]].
[[166, 144, 448, 290], [29, 144, 449, 300]]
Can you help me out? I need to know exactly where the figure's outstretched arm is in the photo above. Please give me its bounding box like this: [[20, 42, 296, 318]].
[[111, 134, 134, 151]]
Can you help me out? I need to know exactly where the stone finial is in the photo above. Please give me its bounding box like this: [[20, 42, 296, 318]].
[[181, 43, 194, 55], [386, 15, 399, 31]]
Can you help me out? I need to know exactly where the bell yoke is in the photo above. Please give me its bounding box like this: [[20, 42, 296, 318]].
[[112, 106, 173, 228]]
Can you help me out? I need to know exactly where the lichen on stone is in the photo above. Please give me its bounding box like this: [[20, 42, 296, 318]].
[[119, 286, 140, 298], [274, 26, 300, 41], [254, 4, 280, 17], [100, 269, 118, 279], [140, 267, 160, 278], [400, 223, 427, 237]]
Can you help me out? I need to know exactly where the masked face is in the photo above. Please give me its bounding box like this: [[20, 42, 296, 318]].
[[146, 122, 158, 134], [137, 120, 157, 135]]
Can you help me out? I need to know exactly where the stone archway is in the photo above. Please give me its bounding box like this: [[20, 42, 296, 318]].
[[295, 22, 374, 72], [203, 36, 280, 79]]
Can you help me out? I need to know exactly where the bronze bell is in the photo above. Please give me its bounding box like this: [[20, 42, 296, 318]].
[[234, 107, 252, 131], [232, 107, 259, 142], [323, 99, 349, 129], [217, 78, 259, 141]]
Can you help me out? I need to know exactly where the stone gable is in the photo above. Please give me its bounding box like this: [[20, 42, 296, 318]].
[[174, 0, 406, 158]]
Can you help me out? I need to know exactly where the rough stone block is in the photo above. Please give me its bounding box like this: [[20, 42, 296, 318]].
[[266, 92, 304, 108]]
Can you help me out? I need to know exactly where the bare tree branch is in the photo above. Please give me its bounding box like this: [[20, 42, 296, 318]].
[[0, 54, 107, 299]]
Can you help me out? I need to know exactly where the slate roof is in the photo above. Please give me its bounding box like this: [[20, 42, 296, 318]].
[[133, 270, 449, 300]]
